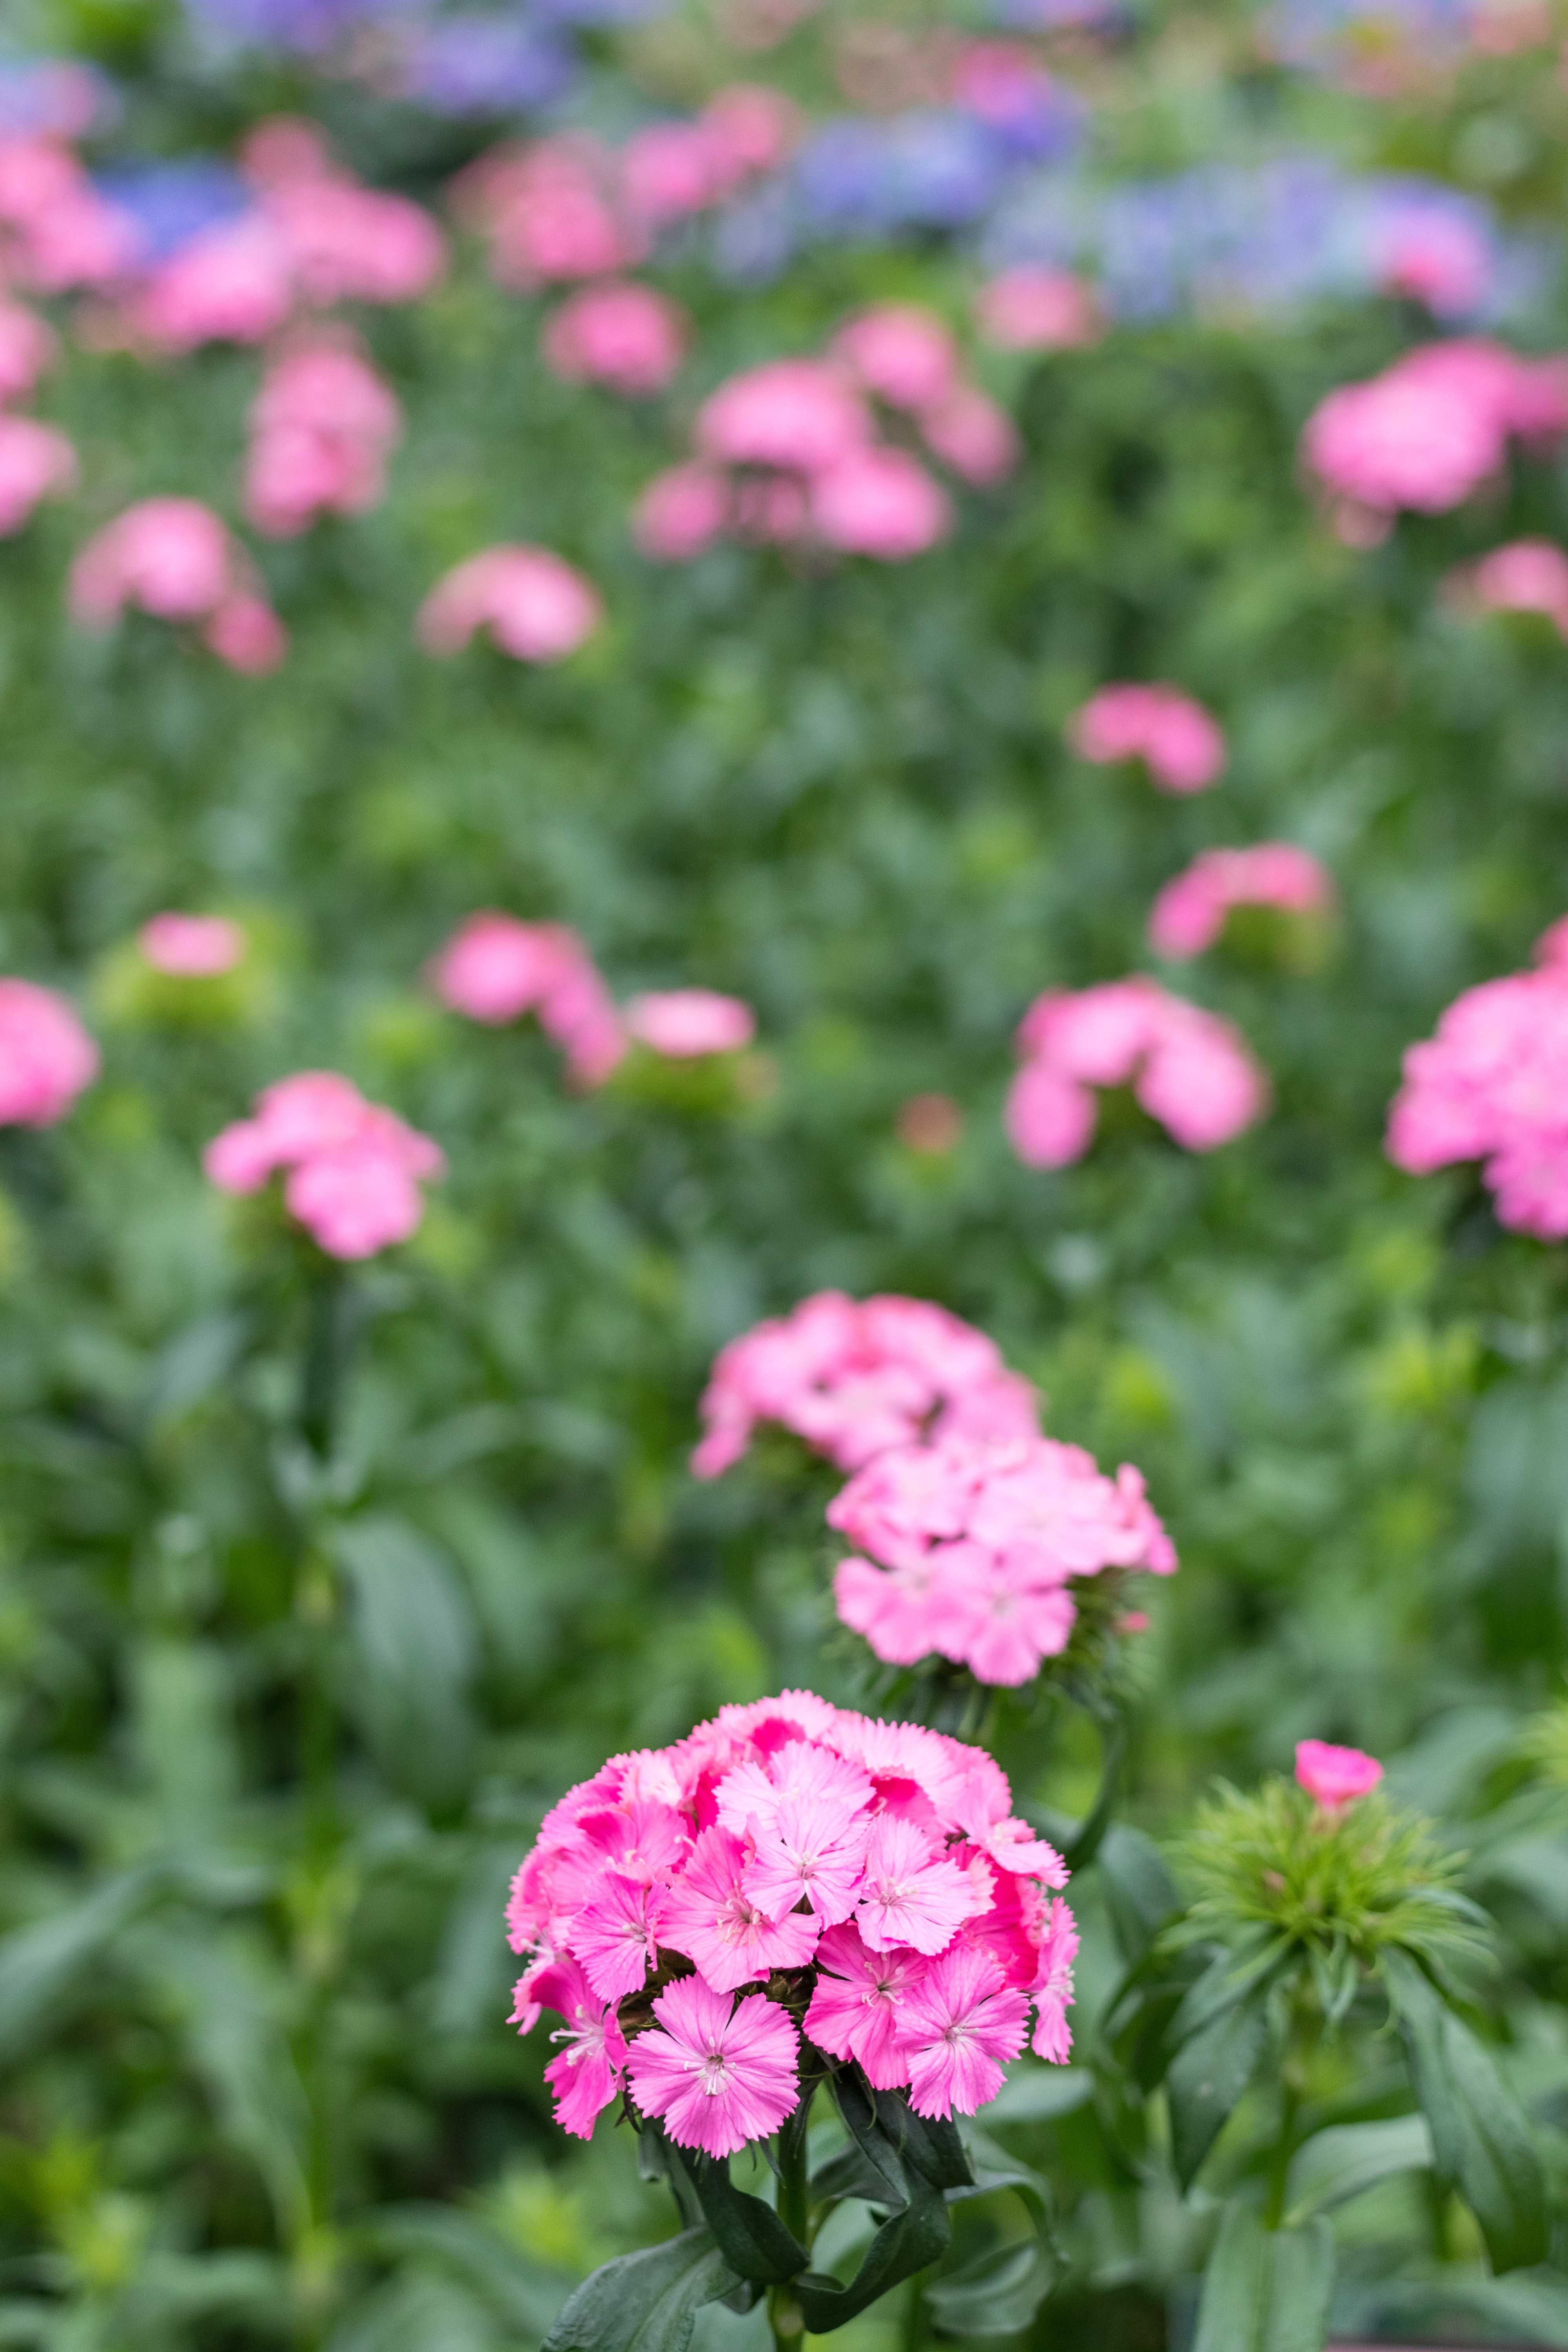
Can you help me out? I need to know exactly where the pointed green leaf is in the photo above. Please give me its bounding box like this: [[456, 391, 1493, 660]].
[[795, 2167, 951, 2334], [1382, 1950, 1548, 2274], [1096, 1824, 1182, 1967], [672, 2145, 807, 2285], [1166, 1993, 1270, 2190], [1192, 2201, 1334, 2352], [1284, 2114, 1434, 2225], [927, 2130, 1062, 2337], [542, 2231, 740, 2352]]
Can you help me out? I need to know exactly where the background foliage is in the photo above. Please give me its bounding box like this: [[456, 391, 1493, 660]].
[[3, 0, 1568, 2343]]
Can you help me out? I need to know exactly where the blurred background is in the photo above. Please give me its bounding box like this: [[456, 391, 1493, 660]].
[[1, 0, 1568, 2342]]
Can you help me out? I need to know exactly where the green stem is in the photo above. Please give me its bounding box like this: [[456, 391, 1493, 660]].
[[899, 2272, 927, 2352], [769, 2094, 813, 2352], [300, 1261, 349, 1460], [1263, 2075, 1301, 2230]]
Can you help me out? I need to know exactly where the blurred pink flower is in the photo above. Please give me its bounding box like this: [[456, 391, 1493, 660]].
[[812, 446, 951, 559], [699, 85, 800, 182], [633, 463, 730, 562], [1008, 976, 1268, 1163], [1374, 214, 1490, 318], [622, 121, 721, 229], [697, 358, 870, 474], [1303, 339, 1568, 518], [831, 304, 958, 413], [138, 913, 246, 977], [205, 1071, 443, 1259], [1069, 684, 1226, 793], [470, 140, 641, 289], [542, 280, 687, 397], [69, 498, 287, 670], [974, 266, 1101, 352], [1148, 844, 1334, 959], [0, 298, 55, 402], [245, 338, 401, 537], [624, 989, 755, 1056], [265, 178, 444, 308], [0, 978, 98, 1126], [430, 913, 626, 1086], [1461, 537, 1568, 637], [1295, 1739, 1383, 1810], [0, 414, 76, 534], [203, 593, 288, 674], [417, 545, 603, 662], [897, 1093, 964, 1153], [919, 386, 1021, 486], [134, 218, 294, 354], [0, 132, 137, 291]]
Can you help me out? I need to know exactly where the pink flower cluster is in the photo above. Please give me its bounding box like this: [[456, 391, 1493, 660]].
[[1446, 538, 1568, 641], [691, 1291, 1039, 1481], [0, 130, 138, 295], [1148, 845, 1334, 960], [830, 1436, 1176, 1685], [1068, 684, 1226, 795], [1386, 916, 1568, 1238], [132, 119, 445, 356], [1302, 339, 1568, 525], [205, 1071, 444, 1259], [1007, 978, 1269, 1167], [974, 267, 1103, 353], [1295, 1739, 1382, 1811], [636, 304, 1018, 566], [507, 1691, 1078, 2151], [0, 978, 98, 1127], [457, 92, 796, 290], [430, 913, 626, 1087], [542, 281, 688, 399], [0, 291, 76, 538], [245, 336, 402, 537], [417, 546, 603, 664], [69, 498, 287, 674], [138, 913, 246, 978], [624, 991, 755, 1058]]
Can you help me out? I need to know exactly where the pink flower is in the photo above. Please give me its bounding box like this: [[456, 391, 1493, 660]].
[[697, 359, 870, 474], [0, 979, 98, 1126], [465, 139, 641, 289], [204, 1072, 443, 1259], [138, 913, 246, 978], [974, 266, 1102, 352], [263, 177, 445, 307], [522, 1955, 628, 2140], [69, 500, 285, 668], [1007, 978, 1267, 1165], [1148, 846, 1334, 960], [919, 387, 1021, 486], [1029, 1897, 1078, 2062], [1294, 1739, 1383, 1811], [430, 913, 626, 1085], [898, 1944, 1029, 2118], [0, 298, 55, 401], [627, 1978, 800, 2158], [831, 305, 958, 413], [624, 990, 755, 1058], [804, 1922, 925, 2088], [699, 86, 800, 183], [417, 546, 602, 663], [1069, 684, 1226, 794], [811, 446, 951, 559], [1373, 212, 1490, 318], [661, 1827, 821, 1991], [0, 414, 76, 535], [1301, 340, 1568, 519], [691, 1290, 1039, 1480], [134, 217, 294, 354], [622, 122, 722, 228], [828, 1434, 1176, 1686], [633, 464, 730, 562], [543, 280, 688, 398], [1463, 538, 1568, 638], [1387, 937, 1568, 1237], [245, 338, 401, 537], [203, 593, 288, 675], [508, 1693, 1077, 2143]]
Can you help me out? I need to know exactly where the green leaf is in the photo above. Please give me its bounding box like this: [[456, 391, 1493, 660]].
[[1192, 2200, 1334, 2352], [1096, 1824, 1182, 1967], [0, 1864, 164, 2060], [1284, 2114, 1434, 2224], [795, 2166, 952, 2334], [1166, 1994, 1271, 2191], [330, 1514, 478, 1806], [541, 2231, 741, 2352], [926, 2129, 1061, 2338], [1382, 1949, 1548, 2274], [666, 2143, 807, 2285]]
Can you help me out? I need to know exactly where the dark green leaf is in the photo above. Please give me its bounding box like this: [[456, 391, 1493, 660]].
[[1192, 2200, 1334, 2352], [795, 2167, 952, 2334], [1284, 2115, 1434, 2224], [927, 2129, 1061, 2337], [542, 2231, 740, 2352], [0, 1864, 164, 2060], [330, 1513, 478, 1805], [1383, 1949, 1548, 2274], [1096, 1824, 1183, 1968], [670, 2144, 807, 2285], [1166, 1993, 1271, 2190]]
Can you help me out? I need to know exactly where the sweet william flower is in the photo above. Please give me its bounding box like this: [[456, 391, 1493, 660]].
[[138, 913, 245, 977], [205, 1073, 443, 1260], [974, 265, 1101, 351], [633, 464, 729, 563], [626, 1978, 800, 2159], [1296, 1739, 1384, 1811], [1007, 977, 1268, 1166], [900, 1944, 1029, 2118], [805, 1924, 928, 2088], [430, 913, 626, 1087], [417, 546, 603, 664], [831, 304, 959, 413], [0, 414, 76, 535], [660, 1826, 822, 1991], [1068, 684, 1225, 794], [0, 298, 55, 401], [624, 990, 755, 1057], [542, 281, 687, 398], [523, 1956, 629, 2141], [0, 979, 98, 1127], [811, 446, 952, 560]]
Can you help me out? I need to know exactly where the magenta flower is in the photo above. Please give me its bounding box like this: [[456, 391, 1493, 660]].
[[0, 414, 76, 537], [691, 1289, 1039, 1481], [1068, 684, 1225, 795], [831, 305, 958, 414], [698, 360, 870, 475], [245, 337, 402, 539], [1029, 1898, 1079, 2062], [138, 913, 246, 978], [68, 498, 286, 673], [805, 1923, 927, 2088], [0, 298, 56, 403], [0, 979, 99, 1127], [542, 280, 688, 398], [1295, 1740, 1383, 1812], [205, 1072, 443, 1261], [1006, 977, 1268, 1167], [1148, 846, 1334, 961], [1302, 339, 1568, 526], [624, 989, 755, 1058], [974, 266, 1102, 352], [627, 1978, 800, 2159], [417, 546, 603, 665], [508, 1693, 1077, 2145], [660, 1827, 822, 1992], [430, 913, 627, 1088], [898, 1944, 1030, 2118]]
